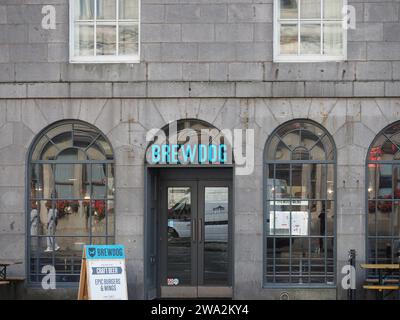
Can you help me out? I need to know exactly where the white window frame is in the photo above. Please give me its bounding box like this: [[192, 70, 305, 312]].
[[273, 0, 347, 63], [69, 0, 140, 63]]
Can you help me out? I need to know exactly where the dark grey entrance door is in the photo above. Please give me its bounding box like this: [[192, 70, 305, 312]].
[[159, 170, 232, 298]]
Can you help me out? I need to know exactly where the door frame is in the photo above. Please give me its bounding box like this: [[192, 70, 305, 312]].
[[144, 167, 234, 299]]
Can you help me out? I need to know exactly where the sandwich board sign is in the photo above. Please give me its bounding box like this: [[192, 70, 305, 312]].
[[78, 245, 128, 300]]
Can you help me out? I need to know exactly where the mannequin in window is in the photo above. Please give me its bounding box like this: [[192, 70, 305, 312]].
[[30, 201, 39, 237], [45, 200, 60, 252]]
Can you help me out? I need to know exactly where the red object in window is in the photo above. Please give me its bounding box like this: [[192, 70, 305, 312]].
[[368, 146, 382, 168]]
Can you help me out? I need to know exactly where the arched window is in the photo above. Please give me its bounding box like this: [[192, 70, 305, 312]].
[[28, 120, 115, 284], [264, 120, 336, 286], [367, 122, 400, 267]]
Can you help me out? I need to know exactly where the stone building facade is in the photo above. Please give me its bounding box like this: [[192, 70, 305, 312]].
[[1, 0, 400, 300]]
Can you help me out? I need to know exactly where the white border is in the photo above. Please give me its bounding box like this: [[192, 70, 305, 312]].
[[69, 0, 141, 64], [273, 0, 347, 63]]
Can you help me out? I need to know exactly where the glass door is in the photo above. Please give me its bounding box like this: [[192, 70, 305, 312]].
[[159, 179, 232, 298]]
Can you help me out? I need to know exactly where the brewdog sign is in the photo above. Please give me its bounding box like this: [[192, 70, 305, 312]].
[[78, 245, 128, 300]]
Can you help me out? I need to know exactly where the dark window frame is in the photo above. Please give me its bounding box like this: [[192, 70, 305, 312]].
[[27, 120, 115, 286], [263, 119, 337, 288]]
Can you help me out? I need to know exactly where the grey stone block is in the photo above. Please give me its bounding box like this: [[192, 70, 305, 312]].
[[236, 42, 272, 62], [335, 82, 353, 97], [48, 43, 69, 62], [254, 23, 273, 42], [367, 42, 400, 60], [215, 23, 253, 42], [0, 45, 9, 63], [347, 23, 383, 42], [141, 24, 181, 42], [141, 5, 165, 23], [0, 63, 14, 82], [112, 82, 147, 97], [189, 82, 234, 97], [198, 43, 235, 61], [141, 43, 161, 62], [236, 82, 271, 97], [385, 81, 400, 97], [356, 62, 392, 81], [182, 63, 209, 81], [0, 6, 6, 24], [391, 62, 400, 80], [209, 63, 228, 81], [70, 82, 112, 98], [228, 63, 263, 81], [61, 63, 146, 82], [305, 82, 335, 97], [272, 82, 305, 97], [182, 24, 214, 42], [354, 82, 384, 97], [383, 23, 400, 42], [160, 43, 198, 62], [364, 3, 399, 22], [166, 4, 227, 23], [27, 83, 69, 98], [228, 4, 272, 23], [0, 24, 27, 44], [148, 63, 182, 81], [0, 84, 26, 98], [347, 42, 366, 61], [15, 63, 60, 81], [148, 82, 189, 97], [28, 23, 68, 43], [9, 44, 47, 62]]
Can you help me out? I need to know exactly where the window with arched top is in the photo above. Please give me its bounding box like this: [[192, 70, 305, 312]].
[[28, 120, 115, 284], [367, 122, 400, 269], [264, 120, 336, 286]]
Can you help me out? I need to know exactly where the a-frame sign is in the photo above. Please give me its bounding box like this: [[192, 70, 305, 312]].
[[78, 245, 128, 300]]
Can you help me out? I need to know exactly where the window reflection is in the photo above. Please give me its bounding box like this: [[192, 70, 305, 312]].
[[29, 121, 114, 284], [367, 122, 400, 273], [265, 120, 336, 285]]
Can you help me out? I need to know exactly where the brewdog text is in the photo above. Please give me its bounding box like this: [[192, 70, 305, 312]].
[[151, 143, 228, 164]]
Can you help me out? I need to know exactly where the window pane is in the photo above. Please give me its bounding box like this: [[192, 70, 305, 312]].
[[89, 200, 107, 235], [75, 0, 94, 20], [300, 0, 321, 19], [274, 238, 290, 283], [368, 200, 377, 236], [119, 24, 138, 56], [54, 164, 88, 199], [31, 164, 54, 200], [311, 201, 324, 236], [75, 24, 94, 56], [323, 23, 342, 56], [96, 0, 116, 20], [376, 201, 391, 236], [56, 200, 89, 237], [275, 164, 290, 199], [291, 164, 309, 199], [96, 26, 116, 55], [119, 0, 138, 19], [393, 202, 400, 238], [91, 164, 107, 198], [280, 24, 298, 54], [394, 166, 400, 199], [280, 0, 298, 19], [300, 24, 321, 54], [324, 0, 342, 19]]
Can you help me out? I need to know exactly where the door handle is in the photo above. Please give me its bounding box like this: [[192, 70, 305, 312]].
[[199, 218, 203, 243], [192, 219, 196, 242]]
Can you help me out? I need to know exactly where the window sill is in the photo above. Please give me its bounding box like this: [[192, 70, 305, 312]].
[[69, 57, 140, 64], [273, 56, 346, 63]]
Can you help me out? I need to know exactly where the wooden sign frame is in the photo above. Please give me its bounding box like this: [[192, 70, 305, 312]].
[[78, 245, 128, 300]]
